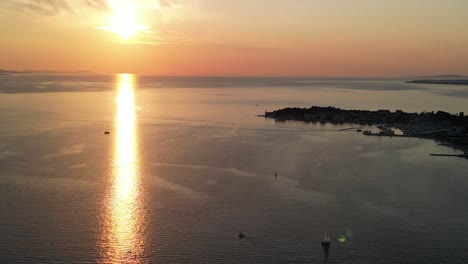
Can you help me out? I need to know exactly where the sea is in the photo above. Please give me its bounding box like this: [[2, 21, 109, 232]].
[[1, 74, 468, 263]]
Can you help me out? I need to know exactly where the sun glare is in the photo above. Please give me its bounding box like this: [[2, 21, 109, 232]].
[[99, 74, 145, 263]]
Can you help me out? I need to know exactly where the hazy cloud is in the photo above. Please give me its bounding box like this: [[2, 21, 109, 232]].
[[157, 0, 178, 8], [3, 0, 181, 15], [10, 0, 73, 15], [85, 0, 109, 10]]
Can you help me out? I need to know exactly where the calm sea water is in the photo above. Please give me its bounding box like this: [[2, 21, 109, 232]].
[[1, 74, 468, 263]]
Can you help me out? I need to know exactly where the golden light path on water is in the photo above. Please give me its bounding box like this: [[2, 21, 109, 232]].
[[100, 74, 145, 263]]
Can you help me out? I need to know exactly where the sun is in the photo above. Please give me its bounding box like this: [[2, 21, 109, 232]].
[[110, 1, 138, 39], [108, 0, 148, 39]]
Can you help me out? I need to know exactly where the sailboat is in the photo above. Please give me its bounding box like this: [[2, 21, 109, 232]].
[[321, 232, 331, 246]]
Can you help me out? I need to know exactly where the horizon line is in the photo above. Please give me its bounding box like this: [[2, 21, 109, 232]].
[[1, 69, 468, 79]]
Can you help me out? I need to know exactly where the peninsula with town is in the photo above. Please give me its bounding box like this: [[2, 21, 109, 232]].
[[262, 106, 468, 159]]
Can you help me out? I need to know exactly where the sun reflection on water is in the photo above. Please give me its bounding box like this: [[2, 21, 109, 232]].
[[100, 74, 145, 263]]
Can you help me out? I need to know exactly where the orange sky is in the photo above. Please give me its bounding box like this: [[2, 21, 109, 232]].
[[1, 0, 468, 77]]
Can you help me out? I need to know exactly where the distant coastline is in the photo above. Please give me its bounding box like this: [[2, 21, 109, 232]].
[[0, 69, 95, 75], [262, 106, 468, 159], [407, 79, 468, 86]]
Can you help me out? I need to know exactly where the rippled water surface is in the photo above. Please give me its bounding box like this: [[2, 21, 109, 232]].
[[1, 75, 468, 263]]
